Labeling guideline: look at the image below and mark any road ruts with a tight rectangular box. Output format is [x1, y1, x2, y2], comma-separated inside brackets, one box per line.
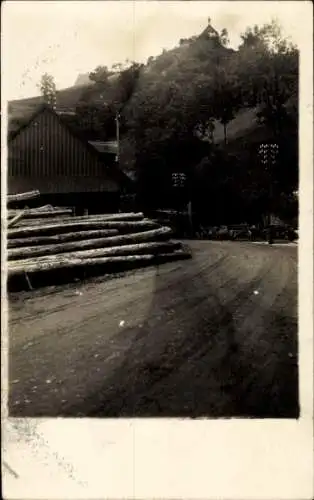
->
[8, 241, 299, 418]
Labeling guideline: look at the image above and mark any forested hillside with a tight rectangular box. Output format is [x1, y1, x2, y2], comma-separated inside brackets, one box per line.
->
[8, 19, 298, 224]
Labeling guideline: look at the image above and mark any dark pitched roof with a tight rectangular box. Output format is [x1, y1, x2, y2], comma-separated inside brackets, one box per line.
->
[8, 103, 48, 142]
[8, 104, 134, 191]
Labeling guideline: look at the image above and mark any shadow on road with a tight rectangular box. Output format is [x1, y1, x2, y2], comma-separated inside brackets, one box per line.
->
[224, 312, 299, 419]
[66, 249, 299, 419]
[8, 242, 299, 419]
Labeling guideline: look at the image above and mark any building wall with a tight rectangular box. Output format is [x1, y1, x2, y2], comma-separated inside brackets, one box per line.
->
[8, 176, 118, 195]
[8, 108, 119, 195]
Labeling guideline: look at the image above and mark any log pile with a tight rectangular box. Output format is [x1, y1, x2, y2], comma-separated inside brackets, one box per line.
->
[7, 190, 40, 204]
[7, 192, 191, 290]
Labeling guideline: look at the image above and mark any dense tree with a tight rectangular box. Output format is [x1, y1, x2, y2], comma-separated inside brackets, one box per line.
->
[89, 65, 112, 83]
[220, 28, 229, 47]
[57, 18, 298, 223]
[113, 62, 143, 112]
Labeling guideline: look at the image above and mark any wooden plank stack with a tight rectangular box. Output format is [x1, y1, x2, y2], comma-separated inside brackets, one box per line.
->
[7, 191, 191, 290]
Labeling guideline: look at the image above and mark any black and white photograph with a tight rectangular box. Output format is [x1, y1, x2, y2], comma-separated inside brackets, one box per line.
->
[4, 0, 302, 418]
[2, 0, 313, 496]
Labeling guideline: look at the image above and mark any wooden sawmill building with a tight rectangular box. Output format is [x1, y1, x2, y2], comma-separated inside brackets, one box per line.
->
[7, 104, 132, 214]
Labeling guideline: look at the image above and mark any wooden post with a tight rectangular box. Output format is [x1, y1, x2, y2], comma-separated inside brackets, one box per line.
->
[115, 111, 120, 164]
[24, 272, 33, 290]
[187, 200, 193, 237]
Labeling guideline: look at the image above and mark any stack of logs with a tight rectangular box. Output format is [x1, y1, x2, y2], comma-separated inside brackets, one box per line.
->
[7, 191, 191, 290]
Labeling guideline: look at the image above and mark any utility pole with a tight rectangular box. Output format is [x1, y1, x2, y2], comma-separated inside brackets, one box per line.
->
[171, 172, 193, 236]
[115, 111, 123, 211]
[258, 142, 279, 244]
[187, 199, 193, 237]
[115, 111, 120, 164]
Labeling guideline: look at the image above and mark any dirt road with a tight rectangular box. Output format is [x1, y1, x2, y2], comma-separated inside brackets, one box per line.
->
[8, 241, 298, 418]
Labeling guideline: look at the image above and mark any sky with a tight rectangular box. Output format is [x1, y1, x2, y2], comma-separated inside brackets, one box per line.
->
[2, 1, 306, 101]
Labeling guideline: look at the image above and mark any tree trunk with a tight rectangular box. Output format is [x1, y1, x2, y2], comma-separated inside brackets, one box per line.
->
[10, 241, 182, 268]
[7, 211, 26, 228]
[7, 229, 120, 248]
[8, 208, 73, 219]
[27, 204, 54, 211]
[223, 123, 227, 145]
[7, 190, 40, 204]
[13, 212, 145, 227]
[8, 219, 159, 239]
[8, 249, 191, 277]
[93, 212, 144, 221]
[48, 212, 144, 222]
[8, 226, 173, 260]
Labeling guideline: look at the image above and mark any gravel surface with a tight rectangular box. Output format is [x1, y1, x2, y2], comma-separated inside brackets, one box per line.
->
[8, 240, 298, 418]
